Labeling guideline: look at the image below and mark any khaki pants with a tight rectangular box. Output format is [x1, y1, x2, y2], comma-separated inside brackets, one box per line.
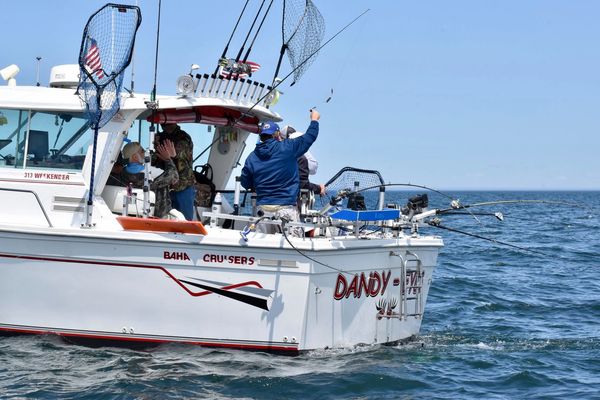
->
[257, 205, 300, 235]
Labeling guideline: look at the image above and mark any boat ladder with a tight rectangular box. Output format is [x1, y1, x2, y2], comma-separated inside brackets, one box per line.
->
[392, 251, 424, 320]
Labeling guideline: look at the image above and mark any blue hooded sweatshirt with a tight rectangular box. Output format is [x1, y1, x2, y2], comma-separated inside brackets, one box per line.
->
[241, 120, 319, 206]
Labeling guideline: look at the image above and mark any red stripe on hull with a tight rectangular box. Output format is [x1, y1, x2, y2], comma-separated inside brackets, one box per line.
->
[0, 252, 262, 298]
[0, 326, 299, 354]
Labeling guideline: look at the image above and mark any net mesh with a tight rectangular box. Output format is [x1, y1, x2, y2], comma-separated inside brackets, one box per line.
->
[78, 4, 141, 129]
[325, 167, 385, 210]
[282, 0, 325, 84]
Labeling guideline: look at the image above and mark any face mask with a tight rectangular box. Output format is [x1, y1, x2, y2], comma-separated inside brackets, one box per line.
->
[125, 162, 145, 174]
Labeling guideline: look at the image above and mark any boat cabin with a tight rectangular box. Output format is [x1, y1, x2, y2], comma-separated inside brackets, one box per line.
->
[0, 64, 281, 230]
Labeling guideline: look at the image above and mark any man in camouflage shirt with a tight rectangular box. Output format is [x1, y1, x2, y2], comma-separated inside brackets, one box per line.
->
[121, 140, 179, 218]
[157, 123, 196, 220]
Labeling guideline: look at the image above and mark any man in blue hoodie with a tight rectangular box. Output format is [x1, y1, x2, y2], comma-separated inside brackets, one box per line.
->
[241, 109, 320, 231]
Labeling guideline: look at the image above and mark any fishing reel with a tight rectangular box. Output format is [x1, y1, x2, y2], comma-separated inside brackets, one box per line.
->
[218, 58, 254, 77]
[318, 188, 351, 216]
[401, 194, 429, 220]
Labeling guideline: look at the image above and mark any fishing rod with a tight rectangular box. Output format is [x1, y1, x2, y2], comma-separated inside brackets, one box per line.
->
[233, 0, 267, 63]
[440, 199, 590, 212]
[241, 0, 275, 63]
[233, 8, 370, 125]
[329, 184, 592, 224]
[336, 182, 457, 202]
[214, 0, 251, 76]
[425, 219, 550, 258]
[442, 211, 504, 220]
[150, 0, 161, 103]
[317, 183, 465, 225]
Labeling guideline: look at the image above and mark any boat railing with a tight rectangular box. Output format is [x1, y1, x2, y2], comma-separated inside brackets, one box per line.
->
[202, 210, 323, 233]
[0, 187, 53, 227]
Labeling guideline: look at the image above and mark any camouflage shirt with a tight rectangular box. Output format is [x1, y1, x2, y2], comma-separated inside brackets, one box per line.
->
[120, 159, 179, 218]
[156, 127, 195, 192]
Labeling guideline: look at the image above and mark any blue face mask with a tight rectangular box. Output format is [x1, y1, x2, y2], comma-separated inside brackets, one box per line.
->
[125, 162, 145, 174]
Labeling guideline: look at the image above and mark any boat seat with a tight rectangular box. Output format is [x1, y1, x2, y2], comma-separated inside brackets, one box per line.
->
[102, 184, 155, 216]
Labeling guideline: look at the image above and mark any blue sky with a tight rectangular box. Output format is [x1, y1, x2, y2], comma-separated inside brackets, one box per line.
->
[1, 1, 599, 189]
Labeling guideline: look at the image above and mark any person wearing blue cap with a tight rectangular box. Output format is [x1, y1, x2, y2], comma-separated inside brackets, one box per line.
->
[241, 109, 320, 232]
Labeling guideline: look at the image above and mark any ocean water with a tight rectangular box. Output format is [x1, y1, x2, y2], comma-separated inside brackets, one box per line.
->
[1, 191, 599, 399]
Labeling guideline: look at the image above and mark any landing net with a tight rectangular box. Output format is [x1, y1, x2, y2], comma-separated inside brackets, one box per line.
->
[78, 4, 141, 129]
[324, 167, 385, 210]
[281, 0, 325, 84]
[77, 3, 141, 226]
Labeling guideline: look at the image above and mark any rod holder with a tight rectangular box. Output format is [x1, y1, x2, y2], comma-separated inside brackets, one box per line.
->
[229, 77, 239, 99]
[198, 73, 210, 96]
[249, 81, 259, 101]
[235, 78, 246, 100]
[244, 79, 254, 99]
[255, 83, 266, 102]
[221, 77, 232, 97]
[207, 73, 217, 96]
[214, 76, 224, 96]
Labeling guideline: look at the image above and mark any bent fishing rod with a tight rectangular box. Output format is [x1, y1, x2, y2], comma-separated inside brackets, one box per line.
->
[323, 183, 591, 223]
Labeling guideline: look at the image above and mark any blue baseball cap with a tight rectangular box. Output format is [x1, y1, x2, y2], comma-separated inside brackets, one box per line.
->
[260, 121, 280, 135]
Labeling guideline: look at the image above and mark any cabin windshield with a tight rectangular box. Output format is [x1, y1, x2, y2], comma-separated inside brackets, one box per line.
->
[0, 108, 91, 171]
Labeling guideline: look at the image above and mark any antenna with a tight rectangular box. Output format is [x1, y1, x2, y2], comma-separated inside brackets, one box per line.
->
[35, 57, 42, 86]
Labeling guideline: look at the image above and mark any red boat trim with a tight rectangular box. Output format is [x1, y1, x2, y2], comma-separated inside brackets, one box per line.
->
[0, 325, 299, 353]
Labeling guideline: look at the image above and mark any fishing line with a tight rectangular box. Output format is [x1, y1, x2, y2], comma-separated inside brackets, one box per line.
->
[193, 135, 221, 163]
[312, 11, 366, 109]
[426, 221, 551, 258]
[448, 199, 590, 211]
[279, 219, 359, 278]
[233, 9, 370, 125]
[340, 182, 456, 202]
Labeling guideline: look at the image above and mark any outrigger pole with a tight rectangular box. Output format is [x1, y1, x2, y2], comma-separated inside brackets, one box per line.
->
[143, 0, 163, 218]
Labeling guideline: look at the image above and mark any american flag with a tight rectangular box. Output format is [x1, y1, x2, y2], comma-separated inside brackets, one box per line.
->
[85, 38, 105, 79]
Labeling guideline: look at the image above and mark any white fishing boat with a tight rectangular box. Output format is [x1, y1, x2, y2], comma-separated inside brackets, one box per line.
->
[0, 3, 444, 354]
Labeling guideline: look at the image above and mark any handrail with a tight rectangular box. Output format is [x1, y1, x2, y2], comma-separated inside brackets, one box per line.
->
[404, 250, 423, 318]
[0, 187, 53, 227]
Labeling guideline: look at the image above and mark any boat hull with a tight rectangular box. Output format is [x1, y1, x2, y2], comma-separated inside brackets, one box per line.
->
[0, 228, 441, 353]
